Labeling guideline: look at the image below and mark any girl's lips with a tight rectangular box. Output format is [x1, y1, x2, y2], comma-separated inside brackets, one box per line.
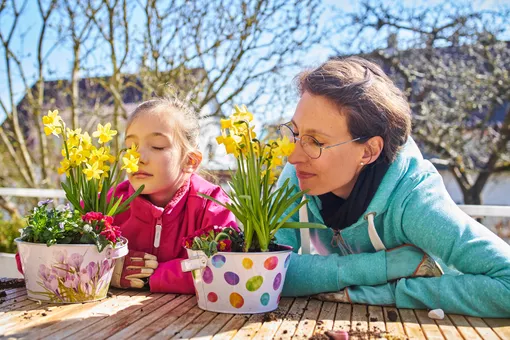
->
[296, 171, 315, 180]
[133, 172, 153, 178]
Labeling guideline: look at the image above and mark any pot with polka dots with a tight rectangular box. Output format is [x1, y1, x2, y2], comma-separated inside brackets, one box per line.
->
[182, 246, 292, 314]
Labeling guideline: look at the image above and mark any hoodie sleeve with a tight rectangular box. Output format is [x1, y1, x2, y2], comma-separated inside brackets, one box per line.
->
[395, 171, 510, 317]
[149, 260, 195, 294]
[275, 164, 388, 297]
[149, 185, 237, 294]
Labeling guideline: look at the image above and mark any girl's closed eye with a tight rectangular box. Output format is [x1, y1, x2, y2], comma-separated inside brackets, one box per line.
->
[152, 146, 166, 150]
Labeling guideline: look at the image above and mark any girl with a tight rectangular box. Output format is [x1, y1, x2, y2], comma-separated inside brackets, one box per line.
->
[275, 57, 510, 317]
[110, 98, 237, 294]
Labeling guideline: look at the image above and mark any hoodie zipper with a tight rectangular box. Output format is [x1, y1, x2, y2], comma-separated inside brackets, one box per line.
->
[153, 217, 162, 255]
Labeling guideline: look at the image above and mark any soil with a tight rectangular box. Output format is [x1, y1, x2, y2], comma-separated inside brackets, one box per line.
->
[313, 326, 409, 340]
[386, 310, 398, 322]
[262, 312, 278, 322]
[0, 278, 25, 291]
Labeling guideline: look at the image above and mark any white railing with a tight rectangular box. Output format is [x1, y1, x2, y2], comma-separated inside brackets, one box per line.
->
[0, 188, 66, 198]
[458, 205, 510, 218]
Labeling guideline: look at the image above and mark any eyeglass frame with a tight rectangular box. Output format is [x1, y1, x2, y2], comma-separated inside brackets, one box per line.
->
[278, 123, 368, 159]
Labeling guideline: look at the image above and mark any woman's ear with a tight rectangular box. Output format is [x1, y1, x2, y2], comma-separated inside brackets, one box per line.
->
[183, 150, 203, 173]
[361, 136, 384, 165]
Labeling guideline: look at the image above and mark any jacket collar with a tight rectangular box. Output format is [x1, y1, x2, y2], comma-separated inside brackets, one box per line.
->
[126, 178, 191, 223]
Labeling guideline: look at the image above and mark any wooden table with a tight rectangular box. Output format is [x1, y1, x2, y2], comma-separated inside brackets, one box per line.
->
[1, 287, 510, 339]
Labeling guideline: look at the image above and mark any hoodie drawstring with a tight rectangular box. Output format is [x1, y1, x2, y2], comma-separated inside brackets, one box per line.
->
[299, 197, 311, 255]
[365, 212, 386, 251]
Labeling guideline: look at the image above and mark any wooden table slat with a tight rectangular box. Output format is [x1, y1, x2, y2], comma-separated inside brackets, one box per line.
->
[230, 312, 266, 340]
[484, 317, 510, 339]
[1, 287, 510, 340]
[151, 304, 205, 340]
[171, 310, 218, 340]
[367, 305, 386, 335]
[293, 299, 322, 339]
[252, 297, 294, 340]
[466, 316, 501, 340]
[125, 295, 197, 340]
[314, 301, 336, 335]
[107, 294, 194, 340]
[382, 306, 407, 338]
[350, 304, 369, 338]
[272, 297, 309, 340]
[193, 313, 235, 340]
[78, 293, 173, 340]
[430, 313, 464, 340]
[211, 314, 251, 340]
[448, 314, 483, 340]
[414, 309, 447, 340]
[25, 291, 146, 340]
[332, 303, 351, 332]
[399, 308, 426, 339]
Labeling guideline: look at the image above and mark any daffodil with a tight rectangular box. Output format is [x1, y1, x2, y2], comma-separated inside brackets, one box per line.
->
[201, 104, 323, 252]
[42, 110, 63, 137]
[42, 110, 60, 126]
[66, 128, 82, 147]
[82, 161, 104, 181]
[121, 154, 139, 173]
[92, 123, 117, 144]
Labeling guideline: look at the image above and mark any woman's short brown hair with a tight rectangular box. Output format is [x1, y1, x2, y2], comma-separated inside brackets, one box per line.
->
[296, 56, 411, 163]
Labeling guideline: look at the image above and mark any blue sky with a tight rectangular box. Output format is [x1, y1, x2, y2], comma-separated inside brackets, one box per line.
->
[0, 0, 506, 123]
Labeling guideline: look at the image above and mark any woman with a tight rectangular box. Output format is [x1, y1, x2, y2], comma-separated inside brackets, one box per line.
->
[276, 56, 510, 317]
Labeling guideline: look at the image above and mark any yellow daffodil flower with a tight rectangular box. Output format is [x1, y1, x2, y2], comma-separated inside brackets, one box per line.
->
[121, 154, 139, 173]
[92, 123, 117, 144]
[82, 161, 104, 181]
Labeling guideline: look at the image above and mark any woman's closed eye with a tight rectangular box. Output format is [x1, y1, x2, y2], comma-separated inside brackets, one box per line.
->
[152, 146, 165, 150]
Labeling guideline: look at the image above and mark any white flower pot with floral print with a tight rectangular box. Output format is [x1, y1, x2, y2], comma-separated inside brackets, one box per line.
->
[15, 237, 128, 303]
[182, 246, 292, 314]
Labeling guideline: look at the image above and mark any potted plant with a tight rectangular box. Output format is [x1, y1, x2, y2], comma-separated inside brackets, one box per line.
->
[181, 105, 325, 313]
[15, 110, 143, 303]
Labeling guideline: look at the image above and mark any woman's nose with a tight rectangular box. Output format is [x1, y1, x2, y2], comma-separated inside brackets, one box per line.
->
[287, 140, 307, 164]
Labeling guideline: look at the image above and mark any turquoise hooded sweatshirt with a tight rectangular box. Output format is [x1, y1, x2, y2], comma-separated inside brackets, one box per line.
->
[275, 138, 510, 317]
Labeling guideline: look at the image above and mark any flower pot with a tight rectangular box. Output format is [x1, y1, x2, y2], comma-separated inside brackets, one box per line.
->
[15, 237, 128, 303]
[182, 246, 292, 314]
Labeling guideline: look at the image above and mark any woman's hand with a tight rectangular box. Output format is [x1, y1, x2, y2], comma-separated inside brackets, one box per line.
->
[111, 250, 158, 288]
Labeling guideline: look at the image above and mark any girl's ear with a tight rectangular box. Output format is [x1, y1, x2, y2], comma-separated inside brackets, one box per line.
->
[360, 136, 384, 165]
[183, 150, 203, 173]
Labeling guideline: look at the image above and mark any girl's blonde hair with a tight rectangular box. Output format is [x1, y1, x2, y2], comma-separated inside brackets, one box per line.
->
[126, 96, 201, 164]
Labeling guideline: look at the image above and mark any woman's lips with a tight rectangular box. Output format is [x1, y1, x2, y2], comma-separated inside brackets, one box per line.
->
[296, 171, 315, 180]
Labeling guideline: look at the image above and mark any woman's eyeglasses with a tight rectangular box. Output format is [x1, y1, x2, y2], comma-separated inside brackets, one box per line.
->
[278, 123, 367, 159]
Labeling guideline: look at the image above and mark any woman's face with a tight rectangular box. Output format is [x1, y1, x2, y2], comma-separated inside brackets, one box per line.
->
[287, 92, 366, 198]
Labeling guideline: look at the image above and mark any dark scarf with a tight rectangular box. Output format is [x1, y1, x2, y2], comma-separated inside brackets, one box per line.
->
[319, 159, 390, 230]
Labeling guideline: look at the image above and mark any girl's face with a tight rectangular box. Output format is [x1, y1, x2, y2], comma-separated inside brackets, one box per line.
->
[125, 110, 191, 207]
[287, 92, 367, 198]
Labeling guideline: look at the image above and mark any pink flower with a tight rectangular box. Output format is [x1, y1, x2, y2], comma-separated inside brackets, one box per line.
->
[82, 212, 104, 223]
[103, 215, 113, 225]
[100, 224, 121, 243]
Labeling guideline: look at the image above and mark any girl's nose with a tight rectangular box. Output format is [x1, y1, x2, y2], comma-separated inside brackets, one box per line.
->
[138, 148, 149, 164]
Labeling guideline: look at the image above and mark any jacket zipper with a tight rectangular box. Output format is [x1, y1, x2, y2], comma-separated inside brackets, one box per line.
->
[153, 217, 162, 256]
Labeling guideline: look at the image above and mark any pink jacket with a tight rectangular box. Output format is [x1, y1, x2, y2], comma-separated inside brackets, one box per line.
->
[110, 173, 237, 294]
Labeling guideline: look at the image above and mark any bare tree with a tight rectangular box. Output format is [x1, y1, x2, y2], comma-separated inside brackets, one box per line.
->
[136, 0, 322, 118]
[0, 0, 322, 219]
[334, 0, 510, 204]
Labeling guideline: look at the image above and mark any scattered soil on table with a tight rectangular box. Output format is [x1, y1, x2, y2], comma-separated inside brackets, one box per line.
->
[386, 310, 398, 322]
[317, 326, 408, 340]
[262, 312, 278, 322]
[0, 278, 25, 292]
